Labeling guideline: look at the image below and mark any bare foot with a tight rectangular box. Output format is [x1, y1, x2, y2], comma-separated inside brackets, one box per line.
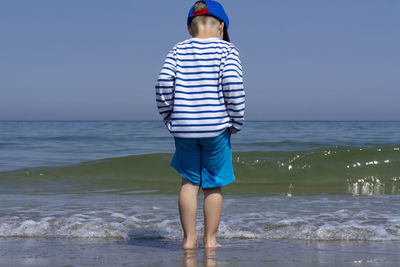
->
[203, 238, 222, 248]
[183, 236, 198, 249]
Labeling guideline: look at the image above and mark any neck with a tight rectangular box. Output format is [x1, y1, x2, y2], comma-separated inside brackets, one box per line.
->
[193, 29, 222, 39]
[195, 34, 218, 39]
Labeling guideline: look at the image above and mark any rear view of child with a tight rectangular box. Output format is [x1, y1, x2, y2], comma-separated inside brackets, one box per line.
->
[155, 0, 245, 249]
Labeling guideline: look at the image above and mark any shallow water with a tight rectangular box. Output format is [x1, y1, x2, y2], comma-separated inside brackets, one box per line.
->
[1, 237, 399, 267]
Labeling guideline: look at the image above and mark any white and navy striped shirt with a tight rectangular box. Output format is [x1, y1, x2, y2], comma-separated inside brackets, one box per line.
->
[155, 37, 245, 138]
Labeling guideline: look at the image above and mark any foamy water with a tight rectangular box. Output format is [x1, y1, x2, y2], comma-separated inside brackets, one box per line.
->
[1, 193, 399, 241]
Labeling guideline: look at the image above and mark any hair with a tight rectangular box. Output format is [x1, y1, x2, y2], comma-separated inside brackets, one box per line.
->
[189, 1, 222, 37]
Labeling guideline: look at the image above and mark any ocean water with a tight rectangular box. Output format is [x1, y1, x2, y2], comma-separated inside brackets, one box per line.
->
[1, 120, 400, 244]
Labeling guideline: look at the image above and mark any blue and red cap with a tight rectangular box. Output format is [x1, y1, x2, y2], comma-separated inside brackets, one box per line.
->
[187, 0, 230, 42]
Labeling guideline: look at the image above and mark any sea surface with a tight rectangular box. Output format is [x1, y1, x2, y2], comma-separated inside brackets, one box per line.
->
[1, 120, 400, 266]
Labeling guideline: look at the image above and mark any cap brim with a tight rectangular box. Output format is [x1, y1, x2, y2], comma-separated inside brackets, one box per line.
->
[223, 26, 230, 42]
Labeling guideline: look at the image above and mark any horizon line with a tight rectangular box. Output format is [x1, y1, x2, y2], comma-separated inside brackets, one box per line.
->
[1, 119, 399, 122]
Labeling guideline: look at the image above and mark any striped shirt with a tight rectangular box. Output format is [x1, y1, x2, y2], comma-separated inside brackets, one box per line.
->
[155, 37, 245, 138]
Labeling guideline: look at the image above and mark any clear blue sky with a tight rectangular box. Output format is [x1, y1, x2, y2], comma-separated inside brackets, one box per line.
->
[1, 0, 399, 120]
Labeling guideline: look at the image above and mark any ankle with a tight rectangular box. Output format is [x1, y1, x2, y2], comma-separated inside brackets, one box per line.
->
[184, 234, 198, 240]
[203, 235, 217, 242]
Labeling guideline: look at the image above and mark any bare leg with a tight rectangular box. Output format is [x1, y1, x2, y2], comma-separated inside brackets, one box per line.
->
[203, 187, 222, 248]
[179, 177, 200, 249]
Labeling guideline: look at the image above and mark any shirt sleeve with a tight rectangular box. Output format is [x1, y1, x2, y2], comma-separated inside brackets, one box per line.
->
[222, 46, 245, 131]
[155, 47, 177, 125]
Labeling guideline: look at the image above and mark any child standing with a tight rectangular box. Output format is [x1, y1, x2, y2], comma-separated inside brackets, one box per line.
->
[155, 0, 245, 249]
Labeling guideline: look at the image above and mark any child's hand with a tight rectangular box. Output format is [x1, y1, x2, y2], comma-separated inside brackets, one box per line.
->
[229, 127, 237, 134]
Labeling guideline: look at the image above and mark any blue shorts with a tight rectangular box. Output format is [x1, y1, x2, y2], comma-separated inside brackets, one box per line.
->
[170, 128, 235, 188]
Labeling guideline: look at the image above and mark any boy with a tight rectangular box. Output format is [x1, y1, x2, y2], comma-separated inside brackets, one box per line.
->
[155, 0, 245, 249]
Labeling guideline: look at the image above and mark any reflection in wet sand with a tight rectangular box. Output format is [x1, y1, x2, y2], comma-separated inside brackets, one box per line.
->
[183, 249, 197, 267]
[183, 247, 217, 267]
[204, 248, 217, 267]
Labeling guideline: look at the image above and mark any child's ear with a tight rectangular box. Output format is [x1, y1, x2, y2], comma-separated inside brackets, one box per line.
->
[218, 22, 225, 39]
[219, 22, 225, 32]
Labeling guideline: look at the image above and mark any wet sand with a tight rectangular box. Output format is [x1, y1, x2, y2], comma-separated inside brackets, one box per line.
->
[1, 237, 399, 267]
